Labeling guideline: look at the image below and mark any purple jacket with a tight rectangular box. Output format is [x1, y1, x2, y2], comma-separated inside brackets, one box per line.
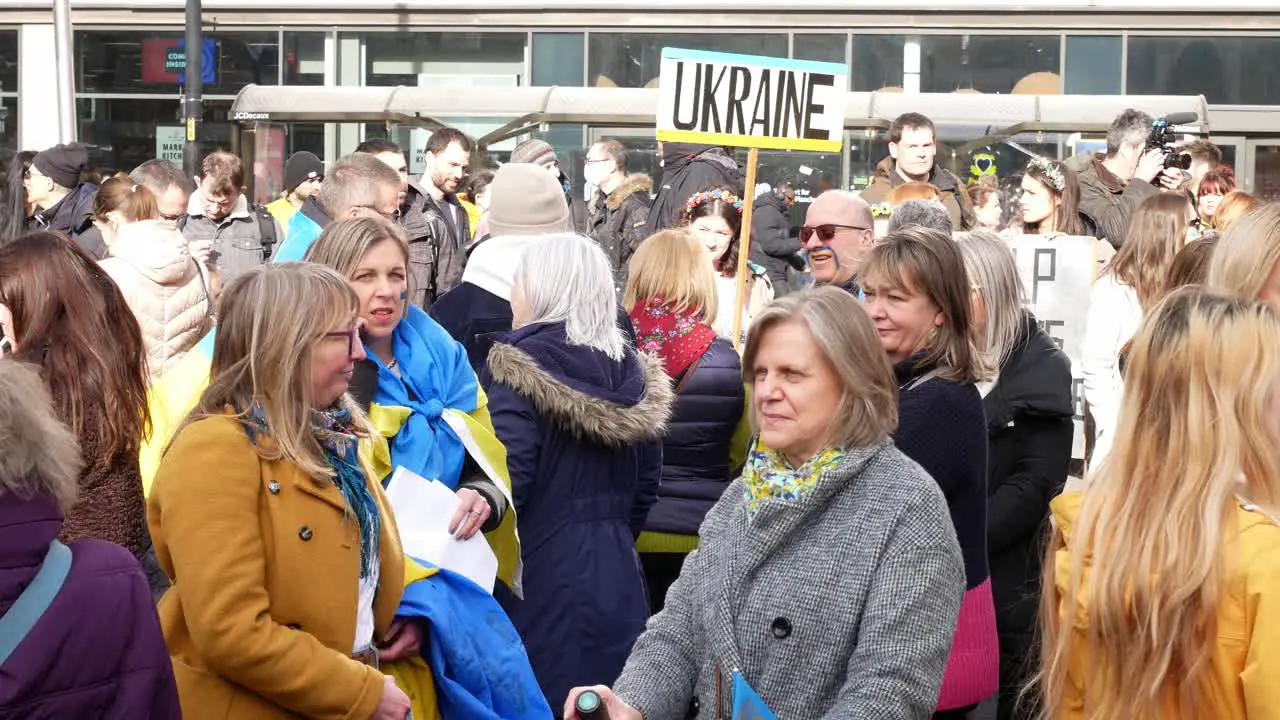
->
[0, 491, 179, 718]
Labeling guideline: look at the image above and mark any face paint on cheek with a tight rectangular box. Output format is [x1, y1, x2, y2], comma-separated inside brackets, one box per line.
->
[400, 290, 407, 301]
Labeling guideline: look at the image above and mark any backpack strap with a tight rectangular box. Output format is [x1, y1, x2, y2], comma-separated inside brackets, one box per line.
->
[903, 368, 942, 392]
[251, 205, 278, 262]
[0, 539, 73, 665]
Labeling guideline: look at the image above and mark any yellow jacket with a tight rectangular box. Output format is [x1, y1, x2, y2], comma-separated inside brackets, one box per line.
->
[148, 413, 405, 720]
[1050, 491, 1280, 719]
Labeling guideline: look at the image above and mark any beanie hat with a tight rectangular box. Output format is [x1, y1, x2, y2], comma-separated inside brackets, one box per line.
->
[33, 142, 89, 189]
[486, 163, 571, 238]
[509, 139, 559, 170]
[283, 151, 324, 193]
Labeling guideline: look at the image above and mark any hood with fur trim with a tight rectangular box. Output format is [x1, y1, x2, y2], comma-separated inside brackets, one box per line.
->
[486, 323, 673, 447]
[606, 174, 653, 211]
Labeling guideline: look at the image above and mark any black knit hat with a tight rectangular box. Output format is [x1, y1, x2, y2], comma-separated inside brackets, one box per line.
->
[283, 151, 324, 193]
[32, 142, 89, 189]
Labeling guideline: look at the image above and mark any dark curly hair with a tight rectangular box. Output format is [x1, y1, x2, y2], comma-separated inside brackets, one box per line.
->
[679, 185, 743, 278]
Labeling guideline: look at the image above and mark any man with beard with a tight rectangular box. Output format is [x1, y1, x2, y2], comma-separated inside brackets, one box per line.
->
[418, 128, 473, 299]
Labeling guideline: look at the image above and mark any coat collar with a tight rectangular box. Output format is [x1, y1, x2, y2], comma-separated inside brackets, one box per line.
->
[605, 174, 653, 211]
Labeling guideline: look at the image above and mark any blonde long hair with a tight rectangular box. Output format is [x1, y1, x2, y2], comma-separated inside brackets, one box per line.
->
[1038, 287, 1280, 719]
[1207, 201, 1280, 301]
[623, 229, 719, 326]
[1106, 193, 1189, 311]
[178, 263, 369, 480]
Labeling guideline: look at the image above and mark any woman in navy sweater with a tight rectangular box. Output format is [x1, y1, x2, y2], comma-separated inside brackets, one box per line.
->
[860, 226, 999, 718]
[623, 229, 748, 613]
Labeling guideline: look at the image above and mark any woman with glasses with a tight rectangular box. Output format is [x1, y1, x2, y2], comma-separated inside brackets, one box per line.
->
[1082, 192, 1191, 474]
[148, 263, 414, 719]
[680, 186, 774, 342]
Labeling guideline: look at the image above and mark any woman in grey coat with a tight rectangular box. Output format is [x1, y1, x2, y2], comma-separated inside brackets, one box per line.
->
[565, 286, 966, 720]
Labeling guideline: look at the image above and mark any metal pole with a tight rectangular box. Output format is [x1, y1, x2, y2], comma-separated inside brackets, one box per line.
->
[52, 0, 76, 144]
[183, 0, 203, 179]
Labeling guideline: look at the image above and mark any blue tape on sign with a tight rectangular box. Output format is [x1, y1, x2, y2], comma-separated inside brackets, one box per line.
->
[175, 39, 218, 86]
[660, 46, 847, 76]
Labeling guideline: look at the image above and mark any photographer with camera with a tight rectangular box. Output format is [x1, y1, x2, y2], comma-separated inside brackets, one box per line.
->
[1078, 109, 1186, 250]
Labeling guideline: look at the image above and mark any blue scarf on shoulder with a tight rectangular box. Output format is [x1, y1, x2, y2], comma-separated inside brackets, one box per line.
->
[371, 305, 479, 489]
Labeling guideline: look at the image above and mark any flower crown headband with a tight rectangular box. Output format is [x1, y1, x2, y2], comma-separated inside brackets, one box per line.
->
[871, 202, 894, 218]
[1028, 155, 1066, 193]
[686, 189, 744, 213]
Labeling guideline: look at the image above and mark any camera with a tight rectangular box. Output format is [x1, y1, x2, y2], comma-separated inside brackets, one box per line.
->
[1146, 113, 1199, 170]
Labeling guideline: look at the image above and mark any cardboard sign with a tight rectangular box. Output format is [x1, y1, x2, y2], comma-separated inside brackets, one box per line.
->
[656, 48, 847, 152]
[155, 126, 185, 164]
[1006, 235, 1101, 459]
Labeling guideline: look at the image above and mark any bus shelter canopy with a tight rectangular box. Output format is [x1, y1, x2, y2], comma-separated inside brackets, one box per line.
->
[229, 84, 1210, 146]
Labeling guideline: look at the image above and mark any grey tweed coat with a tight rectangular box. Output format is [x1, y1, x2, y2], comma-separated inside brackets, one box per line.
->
[613, 438, 965, 720]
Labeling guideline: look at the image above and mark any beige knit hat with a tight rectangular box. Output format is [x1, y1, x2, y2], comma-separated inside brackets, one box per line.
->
[486, 163, 571, 238]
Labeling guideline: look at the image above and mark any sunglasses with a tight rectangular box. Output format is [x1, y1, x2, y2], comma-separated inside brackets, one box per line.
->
[800, 224, 869, 244]
[323, 320, 366, 357]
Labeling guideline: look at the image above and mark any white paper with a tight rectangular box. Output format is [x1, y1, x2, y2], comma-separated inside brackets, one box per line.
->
[384, 466, 498, 594]
[798, 164, 814, 176]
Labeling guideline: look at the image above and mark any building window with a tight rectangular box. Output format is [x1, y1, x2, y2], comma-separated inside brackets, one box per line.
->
[793, 34, 847, 64]
[0, 29, 16, 92]
[533, 33, 585, 86]
[284, 32, 325, 86]
[588, 33, 787, 88]
[76, 30, 278, 95]
[361, 31, 526, 88]
[920, 35, 1061, 94]
[851, 35, 906, 92]
[1064, 36, 1122, 94]
[77, 97, 233, 173]
[1127, 36, 1280, 105]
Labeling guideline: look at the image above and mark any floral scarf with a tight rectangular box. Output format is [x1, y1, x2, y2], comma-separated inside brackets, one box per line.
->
[741, 437, 846, 515]
[629, 296, 718, 378]
[242, 404, 381, 579]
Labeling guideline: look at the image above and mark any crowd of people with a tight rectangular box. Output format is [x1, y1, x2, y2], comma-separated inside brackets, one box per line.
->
[0, 104, 1277, 720]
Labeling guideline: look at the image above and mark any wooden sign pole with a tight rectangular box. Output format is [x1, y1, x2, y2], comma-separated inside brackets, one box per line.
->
[731, 146, 760, 352]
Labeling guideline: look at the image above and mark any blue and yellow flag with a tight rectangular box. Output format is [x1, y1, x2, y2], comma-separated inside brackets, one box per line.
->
[732, 671, 777, 720]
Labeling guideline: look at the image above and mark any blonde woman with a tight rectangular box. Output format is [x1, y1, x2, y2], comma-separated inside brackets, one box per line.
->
[624, 229, 747, 614]
[1040, 287, 1280, 719]
[148, 263, 412, 720]
[956, 231, 1073, 720]
[1208, 202, 1280, 311]
[1081, 192, 1191, 472]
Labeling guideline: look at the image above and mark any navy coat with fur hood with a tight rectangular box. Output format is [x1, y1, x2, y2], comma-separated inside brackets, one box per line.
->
[482, 321, 673, 713]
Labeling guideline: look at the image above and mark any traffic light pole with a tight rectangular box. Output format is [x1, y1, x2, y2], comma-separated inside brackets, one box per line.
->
[182, 0, 203, 180]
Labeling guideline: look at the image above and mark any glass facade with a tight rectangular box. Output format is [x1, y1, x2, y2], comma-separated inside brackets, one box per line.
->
[37, 25, 1278, 193]
[76, 30, 279, 94]
[1064, 36, 1122, 94]
[588, 33, 787, 88]
[920, 35, 1060, 94]
[1128, 36, 1280, 105]
[851, 35, 906, 92]
[0, 30, 15, 148]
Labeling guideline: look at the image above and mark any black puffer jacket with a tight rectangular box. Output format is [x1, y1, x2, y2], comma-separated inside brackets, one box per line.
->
[645, 143, 742, 234]
[749, 192, 803, 295]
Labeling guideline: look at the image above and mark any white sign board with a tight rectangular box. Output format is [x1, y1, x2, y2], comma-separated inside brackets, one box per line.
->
[1006, 235, 1102, 459]
[155, 126, 185, 164]
[656, 48, 848, 152]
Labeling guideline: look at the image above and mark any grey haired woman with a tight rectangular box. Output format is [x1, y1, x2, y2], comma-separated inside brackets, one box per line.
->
[564, 286, 965, 719]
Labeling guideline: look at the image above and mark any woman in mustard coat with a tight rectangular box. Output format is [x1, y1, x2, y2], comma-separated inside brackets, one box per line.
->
[148, 263, 415, 720]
